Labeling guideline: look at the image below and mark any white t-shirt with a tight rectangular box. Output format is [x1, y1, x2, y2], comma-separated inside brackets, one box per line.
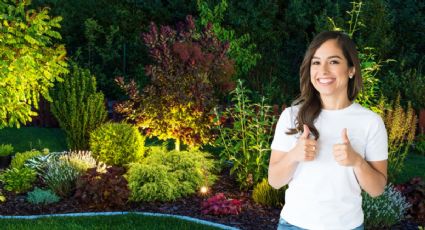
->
[271, 103, 388, 230]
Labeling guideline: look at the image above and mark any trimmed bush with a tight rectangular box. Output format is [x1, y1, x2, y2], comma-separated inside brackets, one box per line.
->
[50, 62, 107, 150]
[252, 178, 286, 207]
[0, 167, 37, 194]
[127, 147, 217, 202]
[90, 122, 145, 167]
[27, 187, 60, 205]
[0, 144, 14, 157]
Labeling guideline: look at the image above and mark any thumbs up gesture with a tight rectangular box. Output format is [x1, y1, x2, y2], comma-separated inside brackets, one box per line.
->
[289, 124, 318, 162]
[332, 128, 362, 167]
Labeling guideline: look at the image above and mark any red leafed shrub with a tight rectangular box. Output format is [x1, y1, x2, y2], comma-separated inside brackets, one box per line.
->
[115, 15, 235, 150]
[201, 193, 242, 215]
[74, 166, 129, 209]
[395, 177, 425, 222]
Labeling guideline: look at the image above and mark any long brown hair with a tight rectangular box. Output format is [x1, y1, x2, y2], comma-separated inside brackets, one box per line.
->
[287, 31, 362, 140]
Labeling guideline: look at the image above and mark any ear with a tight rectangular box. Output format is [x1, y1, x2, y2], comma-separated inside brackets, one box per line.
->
[349, 67, 356, 77]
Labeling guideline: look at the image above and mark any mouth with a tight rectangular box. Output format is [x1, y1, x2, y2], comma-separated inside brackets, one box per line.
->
[316, 78, 336, 85]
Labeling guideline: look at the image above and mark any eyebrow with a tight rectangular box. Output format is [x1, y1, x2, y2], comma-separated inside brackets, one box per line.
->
[312, 55, 343, 60]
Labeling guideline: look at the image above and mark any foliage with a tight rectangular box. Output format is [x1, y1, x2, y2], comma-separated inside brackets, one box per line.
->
[26, 187, 60, 205]
[0, 193, 5, 202]
[126, 147, 217, 202]
[0, 167, 37, 194]
[25, 151, 63, 175]
[74, 166, 129, 209]
[11, 150, 44, 169]
[0, 0, 68, 128]
[50, 62, 107, 150]
[415, 134, 425, 156]
[201, 193, 242, 215]
[89, 122, 145, 167]
[41, 158, 81, 197]
[377, 95, 417, 182]
[0, 144, 13, 157]
[214, 79, 276, 189]
[395, 177, 425, 222]
[115, 15, 235, 151]
[362, 184, 410, 228]
[382, 66, 425, 110]
[252, 178, 286, 207]
[60, 150, 100, 173]
[196, 0, 260, 77]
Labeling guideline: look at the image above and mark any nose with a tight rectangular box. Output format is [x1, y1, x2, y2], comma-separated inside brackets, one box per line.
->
[319, 62, 329, 75]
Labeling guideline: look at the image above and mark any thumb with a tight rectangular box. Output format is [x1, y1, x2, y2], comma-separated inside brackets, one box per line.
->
[302, 124, 310, 139]
[341, 128, 350, 144]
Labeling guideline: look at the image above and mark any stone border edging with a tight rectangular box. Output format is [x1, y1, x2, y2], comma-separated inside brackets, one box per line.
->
[0, 211, 240, 230]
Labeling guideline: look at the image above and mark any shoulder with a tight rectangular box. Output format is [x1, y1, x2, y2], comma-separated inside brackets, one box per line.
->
[351, 103, 383, 122]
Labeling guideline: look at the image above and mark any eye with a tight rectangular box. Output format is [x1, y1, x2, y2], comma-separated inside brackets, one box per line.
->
[311, 61, 320, 65]
[330, 60, 340, 64]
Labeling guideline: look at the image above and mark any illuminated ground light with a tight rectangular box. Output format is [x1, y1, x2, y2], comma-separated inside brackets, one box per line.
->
[200, 186, 208, 194]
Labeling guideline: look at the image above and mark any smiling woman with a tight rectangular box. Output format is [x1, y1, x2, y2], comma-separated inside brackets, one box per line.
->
[268, 31, 388, 230]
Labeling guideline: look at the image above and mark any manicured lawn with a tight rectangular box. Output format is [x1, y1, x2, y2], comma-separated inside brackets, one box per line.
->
[0, 213, 224, 230]
[0, 127, 67, 152]
[395, 152, 425, 184]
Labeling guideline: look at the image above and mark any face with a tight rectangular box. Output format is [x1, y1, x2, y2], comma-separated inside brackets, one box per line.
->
[310, 39, 355, 100]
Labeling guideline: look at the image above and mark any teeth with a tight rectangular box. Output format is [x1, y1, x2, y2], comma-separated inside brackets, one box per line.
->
[318, 78, 334, 84]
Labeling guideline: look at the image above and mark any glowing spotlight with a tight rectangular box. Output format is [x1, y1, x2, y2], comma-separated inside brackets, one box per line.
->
[200, 186, 208, 194]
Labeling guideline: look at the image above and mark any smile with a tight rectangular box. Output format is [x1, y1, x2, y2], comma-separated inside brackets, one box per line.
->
[317, 78, 336, 85]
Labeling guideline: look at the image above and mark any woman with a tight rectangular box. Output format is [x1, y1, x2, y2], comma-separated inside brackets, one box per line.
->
[268, 31, 388, 230]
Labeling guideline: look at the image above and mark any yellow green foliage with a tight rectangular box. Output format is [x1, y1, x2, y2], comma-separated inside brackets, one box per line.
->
[252, 178, 286, 207]
[378, 95, 417, 182]
[0, 0, 68, 128]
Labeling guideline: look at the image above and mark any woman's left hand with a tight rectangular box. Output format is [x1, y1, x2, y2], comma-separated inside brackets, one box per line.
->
[332, 128, 363, 167]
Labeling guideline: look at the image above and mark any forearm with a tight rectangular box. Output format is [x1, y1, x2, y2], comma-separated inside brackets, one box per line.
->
[268, 151, 299, 189]
[353, 158, 387, 197]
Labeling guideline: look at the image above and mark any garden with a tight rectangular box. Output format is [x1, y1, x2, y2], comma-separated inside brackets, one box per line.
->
[0, 0, 424, 229]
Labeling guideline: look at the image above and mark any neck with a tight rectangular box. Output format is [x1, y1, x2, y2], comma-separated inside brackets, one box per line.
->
[320, 96, 352, 110]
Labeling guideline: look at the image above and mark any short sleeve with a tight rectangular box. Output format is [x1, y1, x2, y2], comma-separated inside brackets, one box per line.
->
[364, 115, 388, 161]
[271, 107, 297, 152]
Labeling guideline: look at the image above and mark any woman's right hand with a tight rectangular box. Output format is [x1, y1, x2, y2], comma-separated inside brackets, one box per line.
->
[289, 124, 318, 162]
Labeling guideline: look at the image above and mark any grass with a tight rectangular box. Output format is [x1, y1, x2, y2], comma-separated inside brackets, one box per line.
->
[0, 213, 223, 230]
[0, 127, 67, 153]
[395, 152, 425, 184]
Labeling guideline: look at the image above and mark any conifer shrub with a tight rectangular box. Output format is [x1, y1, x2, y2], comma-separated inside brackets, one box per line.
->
[252, 178, 286, 207]
[89, 122, 145, 167]
[51, 62, 107, 150]
[127, 147, 217, 202]
[27, 187, 60, 205]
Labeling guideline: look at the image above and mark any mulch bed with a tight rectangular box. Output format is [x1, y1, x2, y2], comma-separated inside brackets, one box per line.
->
[0, 168, 281, 230]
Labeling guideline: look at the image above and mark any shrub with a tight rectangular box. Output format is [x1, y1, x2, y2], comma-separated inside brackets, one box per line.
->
[395, 177, 425, 222]
[27, 187, 60, 205]
[415, 134, 425, 155]
[90, 122, 145, 167]
[214, 79, 276, 189]
[60, 150, 98, 173]
[252, 178, 286, 207]
[41, 158, 81, 197]
[115, 15, 235, 151]
[362, 184, 411, 228]
[127, 147, 217, 202]
[50, 62, 107, 150]
[11, 150, 44, 169]
[0, 167, 37, 194]
[25, 151, 64, 175]
[0, 144, 14, 157]
[74, 166, 129, 209]
[201, 193, 242, 215]
[377, 95, 417, 182]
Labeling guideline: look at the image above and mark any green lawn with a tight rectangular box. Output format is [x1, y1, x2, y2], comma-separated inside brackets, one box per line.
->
[0, 213, 225, 230]
[395, 152, 425, 184]
[0, 127, 67, 152]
